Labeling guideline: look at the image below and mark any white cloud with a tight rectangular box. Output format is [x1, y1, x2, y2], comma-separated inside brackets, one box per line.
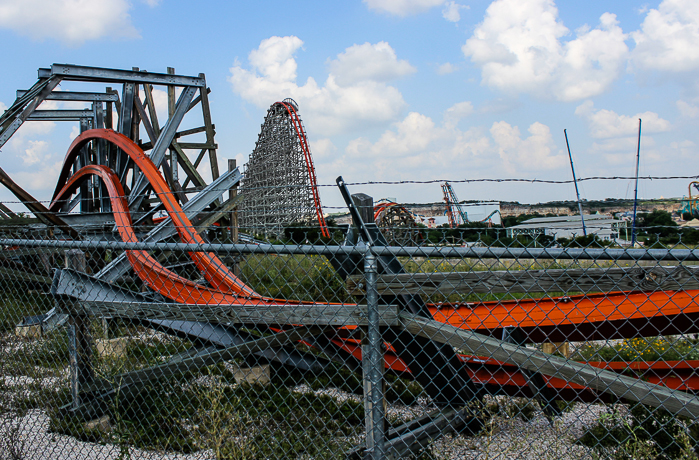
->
[0, 0, 139, 45]
[230, 36, 411, 135]
[444, 101, 474, 127]
[631, 0, 699, 72]
[328, 42, 416, 87]
[437, 62, 456, 74]
[339, 112, 493, 180]
[442, 1, 465, 22]
[364, 0, 445, 16]
[22, 140, 49, 165]
[331, 109, 565, 184]
[69, 126, 80, 141]
[490, 121, 566, 173]
[310, 138, 337, 160]
[670, 140, 696, 157]
[14, 161, 63, 192]
[462, 0, 628, 101]
[575, 100, 671, 138]
[677, 100, 699, 118]
[0, 101, 6, 114]
[142, 0, 161, 6]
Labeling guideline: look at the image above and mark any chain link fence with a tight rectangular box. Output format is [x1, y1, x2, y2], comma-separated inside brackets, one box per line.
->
[1, 189, 699, 460]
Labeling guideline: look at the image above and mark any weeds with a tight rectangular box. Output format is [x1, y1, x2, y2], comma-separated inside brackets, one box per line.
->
[578, 403, 699, 459]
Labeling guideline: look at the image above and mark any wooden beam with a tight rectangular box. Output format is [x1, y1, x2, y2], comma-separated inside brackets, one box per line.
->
[69, 299, 398, 327]
[399, 313, 699, 419]
[171, 142, 207, 188]
[193, 194, 244, 233]
[347, 265, 699, 296]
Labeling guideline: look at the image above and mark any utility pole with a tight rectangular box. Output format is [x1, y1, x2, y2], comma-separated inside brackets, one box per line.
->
[564, 130, 586, 236]
[631, 119, 642, 246]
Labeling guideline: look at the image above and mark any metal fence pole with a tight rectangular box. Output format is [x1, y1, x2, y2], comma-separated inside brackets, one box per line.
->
[363, 246, 385, 459]
[65, 249, 94, 409]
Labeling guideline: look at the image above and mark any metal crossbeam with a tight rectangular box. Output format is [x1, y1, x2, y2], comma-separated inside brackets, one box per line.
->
[40, 64, 205, 87]
[28, 109, 95, 121]
[400, 313, 699, 419]
[16, 90, 119, 102]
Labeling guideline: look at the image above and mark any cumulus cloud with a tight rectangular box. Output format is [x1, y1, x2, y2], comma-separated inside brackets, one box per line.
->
[462, 0, 628, 101]
[331, 107, 566, 185]
[14, 161, 63, 192]
[631, 0, 699, 72]
[0, 0, 139, 45]
[364, 0, 445, 16]
[0, 101, 6, 114]
[230, 36, 411, 135]
[442, 1, 465, 22]
[677, 100, 699, 118]
[490, 121, 566, 173]
[328, 42, 416, 86]
[310, 138, 337, 160]
[444, 101, 474, 127]
[22, 140, 49, 165]
[340, 112, 493, 181]
[437, 62, 456, 74]
[575, 100, 671, 138]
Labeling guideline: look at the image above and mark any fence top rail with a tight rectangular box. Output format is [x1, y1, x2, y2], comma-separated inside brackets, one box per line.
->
[1, 237, 698, 261]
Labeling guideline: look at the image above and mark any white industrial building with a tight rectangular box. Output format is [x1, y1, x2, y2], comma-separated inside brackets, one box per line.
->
[506, 214, 628, 241]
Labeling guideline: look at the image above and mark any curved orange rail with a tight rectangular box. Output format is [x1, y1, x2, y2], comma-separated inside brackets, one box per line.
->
[45, 128, 699, 400]
[50, 130, 699, 340]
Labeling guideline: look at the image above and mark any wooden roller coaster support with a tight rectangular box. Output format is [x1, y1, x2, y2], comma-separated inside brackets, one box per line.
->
[279, 100, 329, 238]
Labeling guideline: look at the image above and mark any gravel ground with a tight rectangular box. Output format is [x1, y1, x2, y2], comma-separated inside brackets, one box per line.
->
[0, 410, 213, 460]
[429, 401, 608, 459]
[0, 384, 612, 460]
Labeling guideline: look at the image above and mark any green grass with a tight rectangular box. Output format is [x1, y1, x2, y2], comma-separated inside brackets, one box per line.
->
[240, 254, 353, 303]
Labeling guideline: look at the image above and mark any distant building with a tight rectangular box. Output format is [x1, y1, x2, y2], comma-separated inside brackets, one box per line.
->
[506, 215, 628, 241]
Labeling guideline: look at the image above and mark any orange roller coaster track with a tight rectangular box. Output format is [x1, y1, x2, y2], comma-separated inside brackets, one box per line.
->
[47, 129, 699, 400]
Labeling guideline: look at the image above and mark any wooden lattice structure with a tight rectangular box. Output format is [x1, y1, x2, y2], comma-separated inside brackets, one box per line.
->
[239, 98, 328, 238]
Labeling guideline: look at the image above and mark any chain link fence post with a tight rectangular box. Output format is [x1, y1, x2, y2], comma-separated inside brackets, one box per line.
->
[64, 249, 94, 409]
[363, 245, 386, 460]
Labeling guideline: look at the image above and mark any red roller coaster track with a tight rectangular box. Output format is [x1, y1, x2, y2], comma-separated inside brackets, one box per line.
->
[277, 100, 329, 238]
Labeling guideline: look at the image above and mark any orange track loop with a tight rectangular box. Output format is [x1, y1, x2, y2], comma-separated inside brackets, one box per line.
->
[45, 129, 699, 398]
[52, 129, 257, 299]
[49, 130, 699, 346]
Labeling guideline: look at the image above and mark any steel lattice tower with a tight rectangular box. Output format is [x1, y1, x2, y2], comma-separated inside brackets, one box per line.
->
[240, 99, 327, 238]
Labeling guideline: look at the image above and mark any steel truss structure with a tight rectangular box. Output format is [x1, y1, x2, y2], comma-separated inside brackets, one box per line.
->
[373, 200, 421, 245]
[0, 64, 222, 227]
[442, 181, 468, 228]
[239, 98, 328, 238]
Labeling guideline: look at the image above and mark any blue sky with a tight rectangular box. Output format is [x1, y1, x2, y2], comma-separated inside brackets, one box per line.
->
[0, 0, 698, 211]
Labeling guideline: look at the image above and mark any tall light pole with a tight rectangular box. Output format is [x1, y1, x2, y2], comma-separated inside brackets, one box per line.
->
[564, 129, 586, 236]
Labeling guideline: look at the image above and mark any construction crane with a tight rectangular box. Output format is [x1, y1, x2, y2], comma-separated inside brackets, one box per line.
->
[441, 182, 468, 228]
